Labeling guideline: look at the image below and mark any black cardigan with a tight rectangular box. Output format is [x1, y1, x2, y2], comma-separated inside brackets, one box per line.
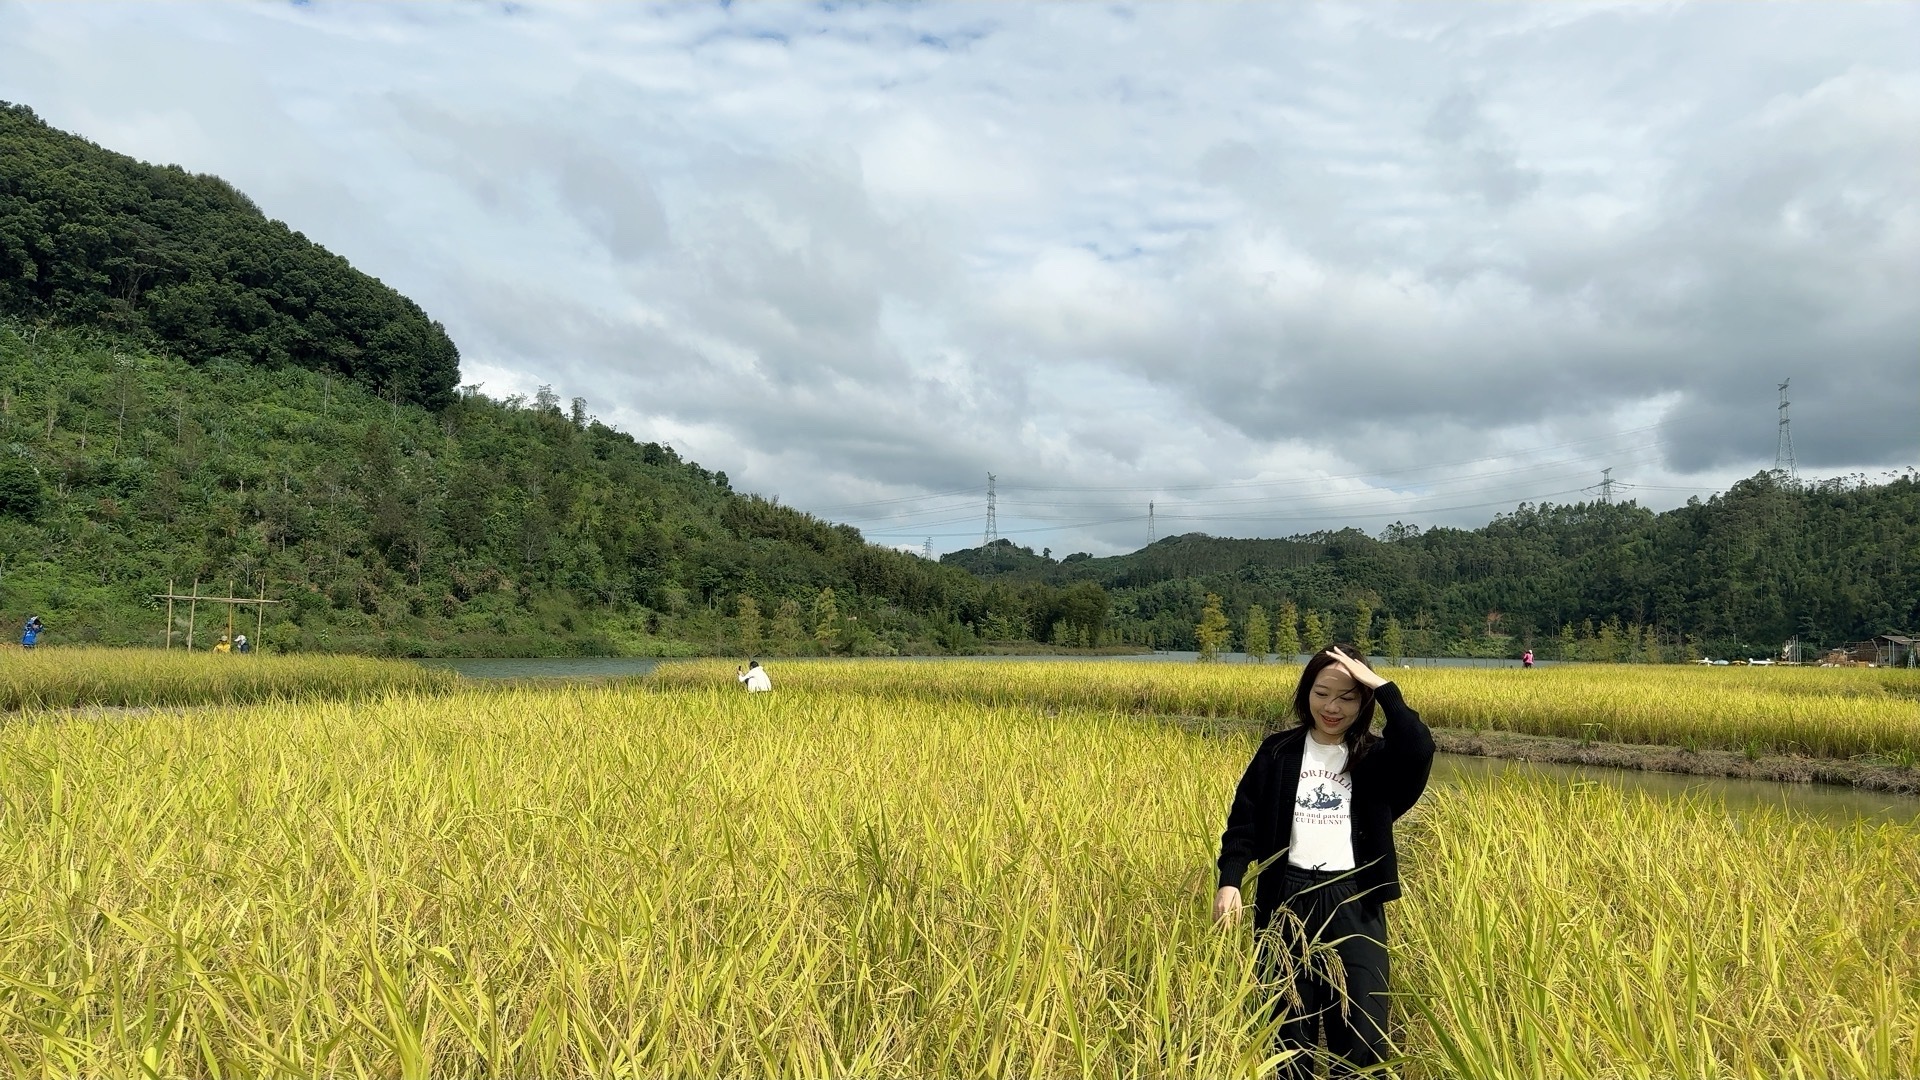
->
[1216, 681, 1435, 912]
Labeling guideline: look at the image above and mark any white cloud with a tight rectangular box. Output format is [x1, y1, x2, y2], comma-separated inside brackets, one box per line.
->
[1, 0, 1914, 556]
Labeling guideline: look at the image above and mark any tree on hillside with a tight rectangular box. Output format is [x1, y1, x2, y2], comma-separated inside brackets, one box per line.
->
[771, 600, 804, 653]
[1302, 609, 1332, 655]
[812, 587, 840, 652]
[1195, 593, 1230, 662]
[1595, 616, 1621, 663]
[1274, 600, 1301, 661]
[1243, 604, 1270, 663]
[1382, 615, 1405, 666]
[736, 594, 761, 654]
[1353, 600, 1374, 655]
[0, 455, 46, 518]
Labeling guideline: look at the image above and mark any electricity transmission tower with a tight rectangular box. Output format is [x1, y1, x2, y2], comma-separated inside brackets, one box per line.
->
[1147, 501, 1155, 543]
[1584, 467, 1631, 505]
[983, 473, 997, 546]
[1775, 378, 1797, 485]
[922, 537, 933, 560]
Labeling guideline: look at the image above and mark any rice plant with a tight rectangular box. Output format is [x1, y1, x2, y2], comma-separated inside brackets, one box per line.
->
[648, 660, 1920, 759]
[0, 647, 457, 712]
[1, 684, 1912, 1076]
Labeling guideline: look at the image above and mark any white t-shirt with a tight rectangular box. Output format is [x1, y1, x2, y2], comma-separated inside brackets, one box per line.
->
[1287, 736, 1355, 870]
[739, 667, 772, 692]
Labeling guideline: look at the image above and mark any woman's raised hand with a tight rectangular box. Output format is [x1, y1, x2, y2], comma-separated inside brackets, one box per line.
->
[1325, 645, 1388, 690]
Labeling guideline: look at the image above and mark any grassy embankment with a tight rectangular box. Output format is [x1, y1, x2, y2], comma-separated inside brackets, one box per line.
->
[0, 683, 1913, 1076]
[0, 646, 456, 711]
[650, 660, 1920, 772]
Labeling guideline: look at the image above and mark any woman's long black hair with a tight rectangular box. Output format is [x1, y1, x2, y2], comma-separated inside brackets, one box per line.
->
[1290, 643, 1380, 767]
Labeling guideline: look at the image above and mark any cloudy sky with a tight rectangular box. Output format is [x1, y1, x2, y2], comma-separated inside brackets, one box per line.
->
[3, 2, 1914, 556]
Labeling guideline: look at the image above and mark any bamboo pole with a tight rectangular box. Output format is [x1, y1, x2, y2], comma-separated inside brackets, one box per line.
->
[186, 578, 199, 651]
[226, 579, 236, 645]
[165, 578, 175, 650]
[255, 580, 266, 651]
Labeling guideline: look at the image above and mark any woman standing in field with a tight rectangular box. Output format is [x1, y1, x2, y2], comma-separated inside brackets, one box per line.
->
[1215, 645, 1435, 1077]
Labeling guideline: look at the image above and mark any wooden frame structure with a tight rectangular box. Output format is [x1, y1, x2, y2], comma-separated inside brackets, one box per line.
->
[153, 579, 283, 651]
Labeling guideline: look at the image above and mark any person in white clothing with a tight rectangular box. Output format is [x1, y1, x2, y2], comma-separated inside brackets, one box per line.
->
[736, 660, 772, 692]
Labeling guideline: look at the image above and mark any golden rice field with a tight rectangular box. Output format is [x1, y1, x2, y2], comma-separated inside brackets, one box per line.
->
[0, 646, 456, 711]
[649, 659, 1920, 760]
[2, 681, 1914, 1078]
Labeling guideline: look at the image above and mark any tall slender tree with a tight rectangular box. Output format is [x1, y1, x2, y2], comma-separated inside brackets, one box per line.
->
[1243, 604, 1270, 663]
[1303, 609, 1331, 656]
[1196, 593, 1230, 662]
[1274, 600, 1301, 662]
[1382, 615, 1405, 666]
[736, 594, 762, 654]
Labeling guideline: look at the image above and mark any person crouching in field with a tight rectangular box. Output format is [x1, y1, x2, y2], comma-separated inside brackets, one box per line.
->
[736, 660, 772, 692]
[1215, 645, 1435, 1077]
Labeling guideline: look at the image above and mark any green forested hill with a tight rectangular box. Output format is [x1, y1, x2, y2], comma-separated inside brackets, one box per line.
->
[943, 475, 1920, 659]
[0, 102, 458, 409]
[0, 320, 996, 655]
[0, 105, 1101, 657]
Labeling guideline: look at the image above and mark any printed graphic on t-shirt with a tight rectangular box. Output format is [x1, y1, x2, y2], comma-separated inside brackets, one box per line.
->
[1294, 767, 1352, 824]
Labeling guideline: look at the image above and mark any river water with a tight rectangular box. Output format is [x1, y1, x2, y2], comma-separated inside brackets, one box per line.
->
[418, 656, 1919, 824]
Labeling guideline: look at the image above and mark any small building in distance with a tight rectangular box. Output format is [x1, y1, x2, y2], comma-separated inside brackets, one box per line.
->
[1825, 633, 1918, 667]
[1874, 633, 1915, 668]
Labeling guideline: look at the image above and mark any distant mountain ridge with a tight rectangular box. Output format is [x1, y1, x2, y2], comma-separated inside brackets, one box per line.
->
[943, 478, 1920, 657]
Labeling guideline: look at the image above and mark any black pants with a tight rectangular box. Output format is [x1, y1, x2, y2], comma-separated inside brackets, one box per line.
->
[1259, 865, 1391, 1079]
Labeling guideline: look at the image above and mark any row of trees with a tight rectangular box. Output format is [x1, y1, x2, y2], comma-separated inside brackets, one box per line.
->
[1194, 591, 1721, 665]
[956, 472, 1919, 660]
[1195, 594, 1401, 663]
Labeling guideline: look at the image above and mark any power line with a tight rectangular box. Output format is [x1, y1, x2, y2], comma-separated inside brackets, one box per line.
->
[807, 484, 983, 514]
[995, 420, 1680, 494]
[866, 483, 1599, 540]
[831, 444, 1673, 526]
[855, 453, 1666, 539]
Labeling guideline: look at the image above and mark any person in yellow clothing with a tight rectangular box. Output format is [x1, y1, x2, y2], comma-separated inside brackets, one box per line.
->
[213, 634, 232, 654]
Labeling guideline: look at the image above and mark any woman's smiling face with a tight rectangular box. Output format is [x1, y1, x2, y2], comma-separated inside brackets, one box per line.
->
[1306, 664, 1362, 742]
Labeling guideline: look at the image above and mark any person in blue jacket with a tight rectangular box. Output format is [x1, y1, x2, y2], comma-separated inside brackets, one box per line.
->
[1215, 644, 1435, 1077]
[20, 615, 43, 649]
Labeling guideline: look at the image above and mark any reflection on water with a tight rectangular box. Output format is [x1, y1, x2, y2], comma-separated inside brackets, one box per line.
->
[1434, 753, 1920, 825]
